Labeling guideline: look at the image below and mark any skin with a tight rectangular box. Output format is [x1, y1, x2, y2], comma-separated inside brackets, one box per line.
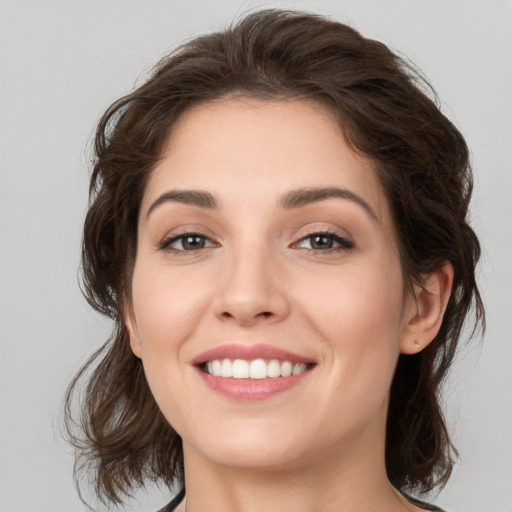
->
[126, 99, 453, 512]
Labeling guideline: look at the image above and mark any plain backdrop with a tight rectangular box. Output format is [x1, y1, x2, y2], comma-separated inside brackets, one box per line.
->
[1, 1, 511, 511]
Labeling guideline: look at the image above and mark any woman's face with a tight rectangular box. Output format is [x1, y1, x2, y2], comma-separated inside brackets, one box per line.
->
[126, 99, 418, 472]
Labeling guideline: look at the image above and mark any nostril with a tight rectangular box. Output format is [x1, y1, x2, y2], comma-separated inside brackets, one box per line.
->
[219, 310, 273, 321]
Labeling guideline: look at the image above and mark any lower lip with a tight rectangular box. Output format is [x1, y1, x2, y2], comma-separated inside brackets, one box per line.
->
[196, 369, 311, 401]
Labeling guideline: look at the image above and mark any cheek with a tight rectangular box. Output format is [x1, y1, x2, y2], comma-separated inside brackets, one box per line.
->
[296, 259, 406, 388]
[300, 259, 405, 337]
[130, 261, 210, 364]
[129, 264, 205, 427]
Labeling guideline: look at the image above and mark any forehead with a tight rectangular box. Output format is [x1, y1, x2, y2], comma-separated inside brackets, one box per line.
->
[143, 98, 390, 223]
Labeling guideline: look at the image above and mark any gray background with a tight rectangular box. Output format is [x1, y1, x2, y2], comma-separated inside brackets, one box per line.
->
[1, 1, 511, 511]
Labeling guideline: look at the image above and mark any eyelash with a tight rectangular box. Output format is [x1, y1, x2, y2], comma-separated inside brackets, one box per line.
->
[158, 230, 354, 253]
[158, 232, 218, 252]
[293, 231, 354, 252]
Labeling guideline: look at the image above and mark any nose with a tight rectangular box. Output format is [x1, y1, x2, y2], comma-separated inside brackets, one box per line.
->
[212, 244, 290, 327]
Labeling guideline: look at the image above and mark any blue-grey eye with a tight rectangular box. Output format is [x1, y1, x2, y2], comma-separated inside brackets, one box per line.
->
[179, 235, 207, 250]
[309, 234, 335, 250]
[161, 233, 215, 251]
[297, 232, 352, 250]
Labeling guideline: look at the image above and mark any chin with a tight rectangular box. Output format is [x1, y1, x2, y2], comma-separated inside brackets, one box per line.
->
[185, 421, 309, 471]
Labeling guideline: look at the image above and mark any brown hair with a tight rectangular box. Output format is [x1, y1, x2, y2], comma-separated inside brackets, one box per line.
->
[65, 9, 484, 505]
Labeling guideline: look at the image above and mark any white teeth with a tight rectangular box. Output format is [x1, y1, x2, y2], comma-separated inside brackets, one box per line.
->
[267, 359, 281, 378]
[205, 358, 310, 378]
[280, 361, 293, 377]
[292, 363, 307, 375]
[212, 360, 221, 376]
[249, 359, 267, 379]
[221, 359, 232, 378]
[232, 359, 249, 379]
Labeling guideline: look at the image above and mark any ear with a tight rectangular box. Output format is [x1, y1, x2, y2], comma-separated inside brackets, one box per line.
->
[401, 261, 454, 355]
[124, 303, 142, 359]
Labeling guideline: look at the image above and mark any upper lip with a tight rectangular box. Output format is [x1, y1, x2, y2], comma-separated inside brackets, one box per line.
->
[191, 343, 316, 366]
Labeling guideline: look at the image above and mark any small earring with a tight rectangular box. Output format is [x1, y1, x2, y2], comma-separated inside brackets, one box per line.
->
[414, 340, 421, 350]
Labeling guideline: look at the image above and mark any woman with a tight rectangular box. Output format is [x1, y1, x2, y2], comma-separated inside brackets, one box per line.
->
[65, 9, 484, 512]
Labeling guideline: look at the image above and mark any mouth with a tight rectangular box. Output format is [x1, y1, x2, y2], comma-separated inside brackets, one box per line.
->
[192, 344, 316, 399]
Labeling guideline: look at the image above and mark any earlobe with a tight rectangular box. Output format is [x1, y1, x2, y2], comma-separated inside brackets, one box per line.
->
[401, 261, 454, 355]
[124, 306, 142, 359]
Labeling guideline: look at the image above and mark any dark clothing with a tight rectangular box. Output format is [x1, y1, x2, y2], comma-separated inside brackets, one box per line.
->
[406, 494, 447, 511]
[156, 487, 185, 512]
[156, 487, 447, 511]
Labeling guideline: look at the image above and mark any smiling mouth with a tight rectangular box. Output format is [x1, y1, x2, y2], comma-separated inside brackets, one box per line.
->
[194, 345, 316, 400]
[200, 359, 315, 379]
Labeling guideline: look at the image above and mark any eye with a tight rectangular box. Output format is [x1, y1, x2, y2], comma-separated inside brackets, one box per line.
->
[295, 232, 353, 251]
[159, 233, 217, 252]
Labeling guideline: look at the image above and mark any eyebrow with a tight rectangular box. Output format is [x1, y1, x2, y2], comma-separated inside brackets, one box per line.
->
[146, 189, 218, 218]
[280, 187, 377, 220]
[146, 186, 377, 221]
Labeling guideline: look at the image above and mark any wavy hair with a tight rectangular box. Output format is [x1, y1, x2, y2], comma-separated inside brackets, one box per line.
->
[65, 9, 484, 505]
